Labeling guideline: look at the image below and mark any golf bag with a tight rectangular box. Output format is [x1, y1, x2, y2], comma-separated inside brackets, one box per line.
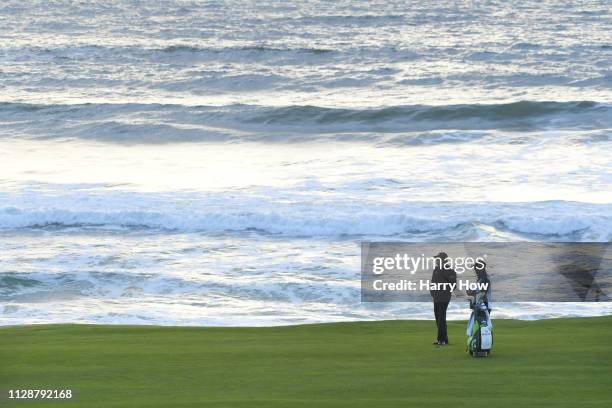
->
[466, 291, 493, 357]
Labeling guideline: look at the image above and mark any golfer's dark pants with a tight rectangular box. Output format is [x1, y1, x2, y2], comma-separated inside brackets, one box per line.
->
[434, 301, 449, 342]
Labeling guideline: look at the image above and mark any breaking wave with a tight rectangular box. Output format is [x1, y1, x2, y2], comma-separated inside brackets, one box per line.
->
[0, 100, 610, 144]
[1, 196, 610, 240]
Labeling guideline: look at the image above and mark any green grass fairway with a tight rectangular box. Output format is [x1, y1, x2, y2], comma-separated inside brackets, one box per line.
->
[1, 316, 611, 407]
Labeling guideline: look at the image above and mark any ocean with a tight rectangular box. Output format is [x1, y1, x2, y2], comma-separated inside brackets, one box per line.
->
[1, 0, 611, 325]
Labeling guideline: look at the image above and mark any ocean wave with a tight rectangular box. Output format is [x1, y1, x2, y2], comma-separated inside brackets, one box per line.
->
[243, 101, 608, 127]
[0, 197, 610, 240]
[0, 270, 356, 305]
[0, 44, 338, 63]
[0, 101, 610, 144]
[159, 45, 334, 54]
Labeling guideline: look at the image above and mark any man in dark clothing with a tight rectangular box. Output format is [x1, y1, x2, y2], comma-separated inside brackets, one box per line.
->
[430, 252, 457, 345]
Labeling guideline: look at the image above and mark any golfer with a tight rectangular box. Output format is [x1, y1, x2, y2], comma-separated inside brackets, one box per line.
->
[430, 252, 457, 345]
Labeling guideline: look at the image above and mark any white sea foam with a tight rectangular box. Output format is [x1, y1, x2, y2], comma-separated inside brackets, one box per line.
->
[0, 191, 611, 239]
